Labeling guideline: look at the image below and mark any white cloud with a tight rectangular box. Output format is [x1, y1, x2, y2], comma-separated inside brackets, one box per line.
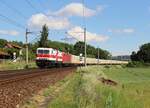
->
[28, 13, 70, 29]
[123, 29, 135, 33]
[48, 3, 103, 17]
[108, 28, 135, 34]
[28, 3, 106, 30]
[68, 26, 109, 42]
[0, 30, 19, 36]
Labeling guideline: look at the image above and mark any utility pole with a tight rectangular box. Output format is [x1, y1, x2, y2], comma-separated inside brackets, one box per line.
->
[98, 47, 100, 64]
[25, 28, 32, 67]
[84, 27, 87, 67]
[82, 0, 87, 67]
[25, 29, 28, 67]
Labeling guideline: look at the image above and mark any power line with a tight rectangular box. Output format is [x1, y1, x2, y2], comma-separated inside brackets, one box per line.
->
[0, 13, 25, 29]
[43, 0, 50, 9]
[0, 0, 27, 20]
[25, 0, 39, 13]
[30, 35, 40, 43]
[38, 0, 47, 11]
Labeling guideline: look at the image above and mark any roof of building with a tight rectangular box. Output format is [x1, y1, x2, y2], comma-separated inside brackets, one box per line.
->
[5, 43, 22, 49]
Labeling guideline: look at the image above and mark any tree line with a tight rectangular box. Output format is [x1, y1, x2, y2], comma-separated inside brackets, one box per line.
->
[131, 43, 150, 63]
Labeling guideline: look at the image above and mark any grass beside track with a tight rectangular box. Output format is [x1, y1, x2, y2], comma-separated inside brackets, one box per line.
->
[0, 60, 37, 71]
[48, 66, 150, 108]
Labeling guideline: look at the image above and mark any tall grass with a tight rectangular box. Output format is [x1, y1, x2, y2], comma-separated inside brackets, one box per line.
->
[103, 66, 150, 108]
[0, 60, 37, 71]
[48, 66, 148, 108]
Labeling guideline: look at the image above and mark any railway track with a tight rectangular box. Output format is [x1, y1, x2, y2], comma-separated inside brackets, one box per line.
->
[0, 68, 38, 75]
[0, 67, 76, 108]
[0, 67, 75, 85]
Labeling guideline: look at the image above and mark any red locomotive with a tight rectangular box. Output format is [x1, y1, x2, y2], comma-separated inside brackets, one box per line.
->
[36, 48, 72, 68]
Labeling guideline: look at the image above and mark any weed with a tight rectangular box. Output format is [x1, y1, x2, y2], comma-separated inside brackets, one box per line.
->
[48, 66, 150, 108]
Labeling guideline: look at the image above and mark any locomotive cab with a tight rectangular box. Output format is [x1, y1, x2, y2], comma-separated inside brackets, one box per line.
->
[36, 48, 63, 68]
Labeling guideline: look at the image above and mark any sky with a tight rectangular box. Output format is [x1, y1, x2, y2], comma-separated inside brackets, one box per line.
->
[0, 0, 150, 56]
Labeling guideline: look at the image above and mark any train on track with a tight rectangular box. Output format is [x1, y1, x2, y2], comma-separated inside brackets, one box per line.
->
[36, 48, 128, 68]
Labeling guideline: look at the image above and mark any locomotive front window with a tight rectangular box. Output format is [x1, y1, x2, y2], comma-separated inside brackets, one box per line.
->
[38, 50, 49, 54]
[38, 50, 43, 54]
[44, 50, 49, 54]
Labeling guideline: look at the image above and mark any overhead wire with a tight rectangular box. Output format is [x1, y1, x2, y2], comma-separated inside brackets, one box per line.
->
[0, 0, 46, 45]
[44, 1, 51, 10]
[25, 0, 40, 13]
[0, 13, 25, 29]
[0, 0, 27, 20]
[24, 0, 46, 43]
[0, 0, 67, 41]
[30, 34, 41, 43]
[38, 0, 47, 11]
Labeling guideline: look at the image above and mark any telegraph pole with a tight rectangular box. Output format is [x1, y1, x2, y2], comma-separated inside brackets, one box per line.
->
[25, 29, 28, 67]
[84, 27, 87, 66]
[25, 28, 32, 67]
[98, 47, 100, 64]
[82, 0, 87, 67]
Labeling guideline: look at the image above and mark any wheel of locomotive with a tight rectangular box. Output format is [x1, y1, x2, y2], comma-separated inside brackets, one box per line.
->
[37, 63, 45, 68]
[56, 62, 62, 68]
[36, 61, 46, 68]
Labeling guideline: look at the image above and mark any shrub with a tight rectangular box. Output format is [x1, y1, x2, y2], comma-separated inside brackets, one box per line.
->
[126, 61, 145, 67]
[104, 65, 111, 68]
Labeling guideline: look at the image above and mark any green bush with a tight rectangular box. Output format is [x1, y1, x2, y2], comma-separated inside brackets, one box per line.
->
[126, 61, 145, 67]
[144, 63, 150, 66]
[104, 65, 111, 68]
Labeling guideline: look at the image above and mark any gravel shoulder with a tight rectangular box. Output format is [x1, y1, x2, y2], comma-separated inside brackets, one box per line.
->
[0, 67, 75, 108]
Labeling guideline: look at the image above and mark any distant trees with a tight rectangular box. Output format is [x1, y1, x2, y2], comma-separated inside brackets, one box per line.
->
[131, 51, 138, 61]
[73, 41, 111, 59]
[131, 43, 150, 63]
[0, 38, 111, 60]
[74, 41, 85, 55]
[11, 41, 24, 47]
[96, 48, 111, 59]
[0, 39, 7, 48]
[47, 40, 74, 53]
[38, 24, 49, 47]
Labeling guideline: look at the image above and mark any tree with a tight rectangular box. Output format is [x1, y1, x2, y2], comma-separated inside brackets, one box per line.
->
[95, 48, 111, 59]
[74, 41, 85, 56]
[38, 24, 49, 47]
[131, 43, 150, 63]
[73, 41, 111, 59]
[0, 39, 7, 48]
[11, 41, 23, 47]
[131, 51, 138, 61]
[138, 43, 150, 62]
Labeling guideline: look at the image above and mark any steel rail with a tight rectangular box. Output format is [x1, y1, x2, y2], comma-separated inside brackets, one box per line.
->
[0, 67, 76, 85]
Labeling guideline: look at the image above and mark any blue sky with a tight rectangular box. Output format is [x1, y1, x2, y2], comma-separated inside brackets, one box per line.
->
[0, 0, 150, 56]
